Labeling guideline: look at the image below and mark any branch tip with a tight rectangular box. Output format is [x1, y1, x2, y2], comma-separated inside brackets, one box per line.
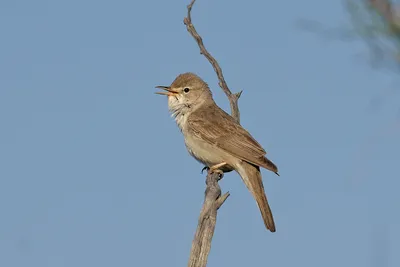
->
[235, 90, 243, 99]
[184, 0, 239, 120]
[216, 192, 230, 209]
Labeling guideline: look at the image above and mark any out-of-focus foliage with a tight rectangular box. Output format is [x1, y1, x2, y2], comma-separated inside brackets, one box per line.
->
[298, 0, 400, 70]
[297, 0, 400, 117]
[345, 0, 400, 69]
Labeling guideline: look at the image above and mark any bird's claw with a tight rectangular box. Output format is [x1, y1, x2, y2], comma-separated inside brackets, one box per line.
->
[201, 166, 209, 174]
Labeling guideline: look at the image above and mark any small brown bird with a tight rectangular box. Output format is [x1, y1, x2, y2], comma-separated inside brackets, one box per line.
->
[156, 73, 279, 232]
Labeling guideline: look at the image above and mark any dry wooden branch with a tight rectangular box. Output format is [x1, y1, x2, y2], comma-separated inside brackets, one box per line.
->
[187, 172, 230, 267]
[184, 0, 242, 124]
[183, 0, 242, 267]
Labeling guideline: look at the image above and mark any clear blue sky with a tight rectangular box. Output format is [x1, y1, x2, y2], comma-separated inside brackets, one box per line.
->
[1, 0, 399, 266]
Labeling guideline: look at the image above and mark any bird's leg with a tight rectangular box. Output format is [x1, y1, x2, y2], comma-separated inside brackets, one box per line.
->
[208, 162, 227, 180]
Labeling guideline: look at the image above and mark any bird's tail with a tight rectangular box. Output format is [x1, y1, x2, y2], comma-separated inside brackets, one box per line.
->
[236, 162, 276, 232]
[262, 156, 279, 176]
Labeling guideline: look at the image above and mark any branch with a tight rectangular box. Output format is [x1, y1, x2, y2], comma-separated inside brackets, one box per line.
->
[187, 172, 230, 267]
[184, 0, 242, 124]
[183, 0, 240, 267]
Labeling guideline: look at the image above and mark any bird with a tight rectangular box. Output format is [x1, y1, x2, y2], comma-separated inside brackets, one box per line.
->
[156, 72, 279, 232]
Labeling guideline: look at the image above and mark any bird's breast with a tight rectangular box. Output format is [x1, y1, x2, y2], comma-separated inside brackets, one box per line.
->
[183, 132, 236, 171]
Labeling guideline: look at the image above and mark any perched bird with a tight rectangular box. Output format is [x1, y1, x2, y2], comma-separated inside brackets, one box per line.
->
[156, 72, 279, 232]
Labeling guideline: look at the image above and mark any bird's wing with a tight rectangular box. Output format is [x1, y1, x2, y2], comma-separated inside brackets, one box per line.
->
[187, 105, 271, 169]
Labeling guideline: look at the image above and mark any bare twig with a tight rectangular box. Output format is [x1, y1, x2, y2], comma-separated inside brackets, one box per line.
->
[183, 0, 241, 266]
[184, 0, 242, 124]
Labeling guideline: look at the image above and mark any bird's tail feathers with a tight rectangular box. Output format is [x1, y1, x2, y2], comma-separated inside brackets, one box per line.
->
[236, 162, 276, 232]
[262, 157, 279, 176]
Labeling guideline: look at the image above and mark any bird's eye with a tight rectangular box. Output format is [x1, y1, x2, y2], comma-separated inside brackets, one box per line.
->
[183, 88, 190, 93]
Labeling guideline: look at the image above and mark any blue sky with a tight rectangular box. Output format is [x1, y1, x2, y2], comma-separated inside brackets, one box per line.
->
[1, 0, 399, 266]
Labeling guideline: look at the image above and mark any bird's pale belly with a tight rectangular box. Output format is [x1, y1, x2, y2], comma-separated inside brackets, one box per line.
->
[183, 134, 235, 172]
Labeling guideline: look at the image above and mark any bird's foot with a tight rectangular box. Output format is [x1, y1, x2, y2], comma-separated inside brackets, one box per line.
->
[211, 169, 224, 180]
[208, 162, 227, 180]
[202, 166, 223, 179]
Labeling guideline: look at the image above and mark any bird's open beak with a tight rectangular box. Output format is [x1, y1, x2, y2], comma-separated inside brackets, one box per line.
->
[155, 86, 179, 96]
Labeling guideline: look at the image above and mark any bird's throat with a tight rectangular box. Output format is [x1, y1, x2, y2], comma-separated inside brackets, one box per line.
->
[168, 97, 191, 130]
